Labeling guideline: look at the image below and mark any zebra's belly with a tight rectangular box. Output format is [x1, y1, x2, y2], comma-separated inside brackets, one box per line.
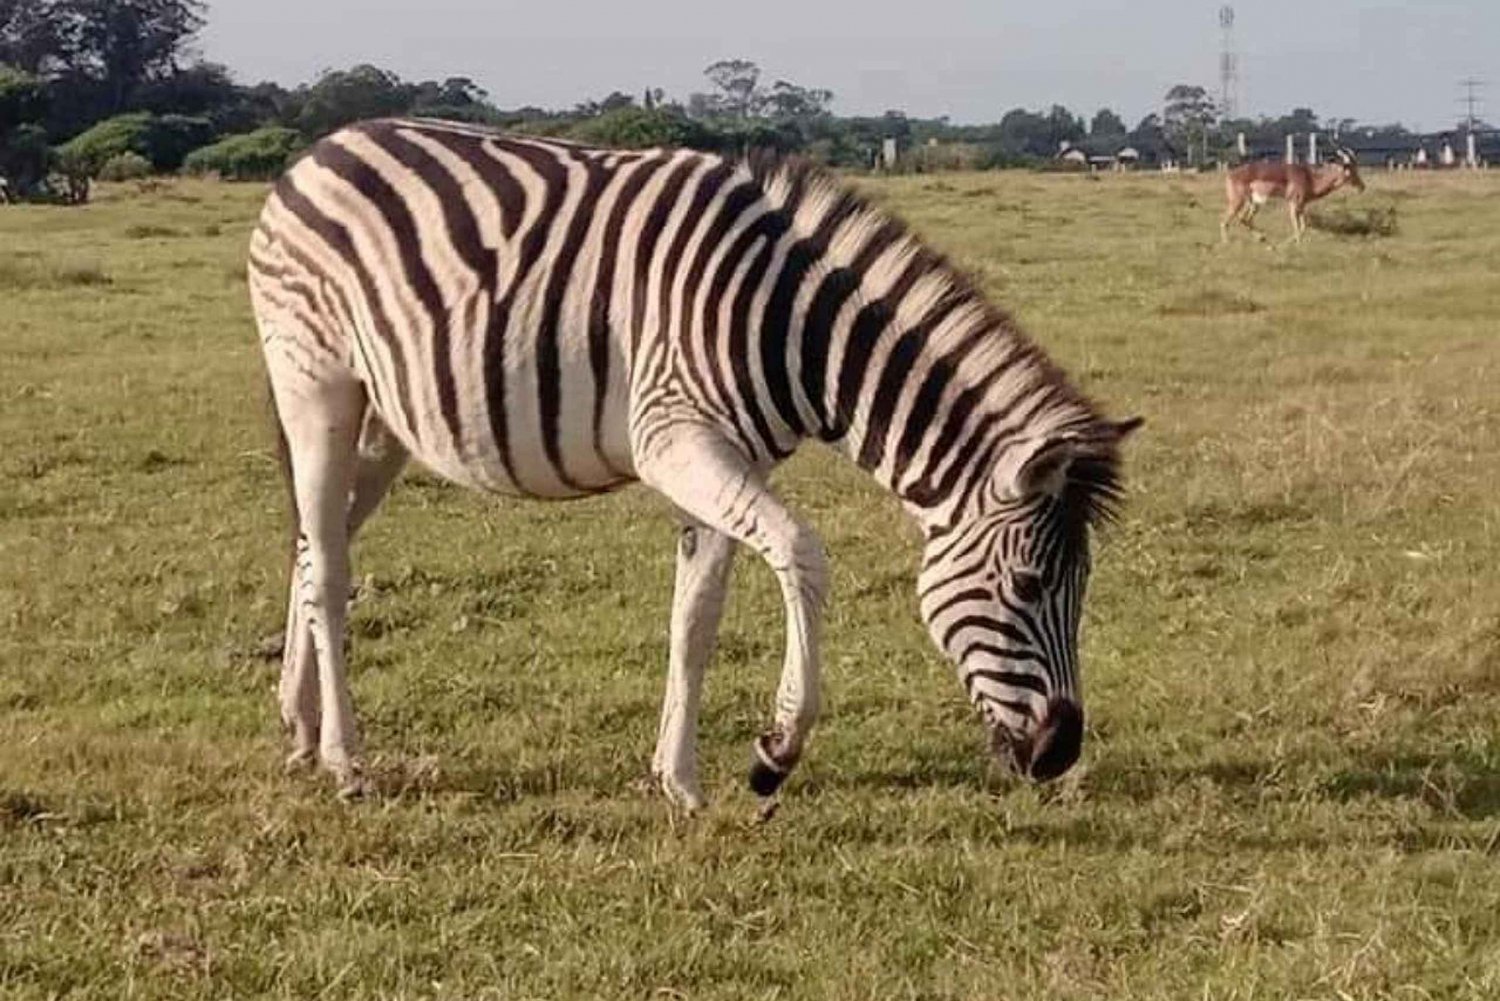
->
[368, 324, 637, 501]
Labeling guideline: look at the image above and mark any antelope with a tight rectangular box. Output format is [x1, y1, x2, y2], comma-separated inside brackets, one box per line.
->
[1220, 146, 1365, 243]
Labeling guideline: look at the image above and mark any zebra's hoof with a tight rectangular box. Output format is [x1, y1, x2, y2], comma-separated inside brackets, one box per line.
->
[336, 774, 369, 801]
[283, 748, 317, 774]
[748, 734, 791, 798]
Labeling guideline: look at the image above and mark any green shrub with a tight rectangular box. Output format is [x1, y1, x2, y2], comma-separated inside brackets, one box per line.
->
[0, 122, 53, 193]
[182, 127, 302, 180]
[142, 114, 215, 170]
[98, 151, 153, 181]
[55, 112, 216, 176]
[56, 112, 154, 176]
[565, 107, 718, 150]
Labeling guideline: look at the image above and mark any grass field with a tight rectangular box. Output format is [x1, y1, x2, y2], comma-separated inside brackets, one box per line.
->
[4, 166, 1500, 1000]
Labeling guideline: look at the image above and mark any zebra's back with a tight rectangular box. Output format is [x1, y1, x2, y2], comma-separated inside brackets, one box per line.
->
[250, 118, 751, 499]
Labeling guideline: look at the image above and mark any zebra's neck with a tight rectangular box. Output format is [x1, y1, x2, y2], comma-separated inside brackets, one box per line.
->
[752, 161, 1098, 531]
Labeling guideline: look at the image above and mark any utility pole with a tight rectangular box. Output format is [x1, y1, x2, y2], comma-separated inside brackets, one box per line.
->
[1458, 78, 1485, 131]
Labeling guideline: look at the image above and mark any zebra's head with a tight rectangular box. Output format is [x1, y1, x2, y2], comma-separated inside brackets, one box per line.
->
[916, 417, 1141, 782]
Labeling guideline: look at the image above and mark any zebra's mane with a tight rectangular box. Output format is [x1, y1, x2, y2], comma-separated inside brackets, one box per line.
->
[740, 150, 1126, 529]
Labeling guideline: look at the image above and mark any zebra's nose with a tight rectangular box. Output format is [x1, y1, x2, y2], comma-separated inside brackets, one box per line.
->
[1026, 700, 1084, 782]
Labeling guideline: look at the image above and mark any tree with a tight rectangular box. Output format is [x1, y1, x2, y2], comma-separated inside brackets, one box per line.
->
[1163, 84, 1218, 164]
[1284, 106, 1318, 134]
[0, 121, 51, 192]
[405, 76, 497, 122]
[701, 58, 763, 119]
[991, 105, 1086, 158]
[764, 80, 832, 121]
[135, 59, 235, 116]
[60, 0, 207, 113]
[1044, 104, 1084, 148]
[0, 60, 44, 131]
[437, 76, 486, 107]
[573, 90, 635, 117]
[0, 0, 73, 75]
[0, 63, 49, 194]
[1090, 107, 1126, 137]
[294, 64, 411, 138]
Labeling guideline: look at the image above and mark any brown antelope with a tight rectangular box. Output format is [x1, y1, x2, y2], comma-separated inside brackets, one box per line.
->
[1220, 146, 1365, 243]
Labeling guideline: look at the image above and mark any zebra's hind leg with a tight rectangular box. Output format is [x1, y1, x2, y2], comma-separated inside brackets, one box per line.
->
[261, 405, 408, 690]
[278, 403, 406, 778]
[653, 519, 737, 811]
[638, 425, 827, 801]
[273, 399, 399, 774]
[272, 373, 368, 796]
[348, 407, 408, 537]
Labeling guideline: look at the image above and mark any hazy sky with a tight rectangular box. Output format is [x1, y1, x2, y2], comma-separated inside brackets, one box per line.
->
[200, 2, 1497, 131]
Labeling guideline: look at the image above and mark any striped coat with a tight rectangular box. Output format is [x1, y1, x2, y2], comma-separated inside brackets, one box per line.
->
[251, 118, 1139, 806]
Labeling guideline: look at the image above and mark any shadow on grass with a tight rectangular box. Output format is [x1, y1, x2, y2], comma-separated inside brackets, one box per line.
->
[363, 752, 632, 808]
[1319, 750, 1500, 819]
[1084, 747, 1500, 819]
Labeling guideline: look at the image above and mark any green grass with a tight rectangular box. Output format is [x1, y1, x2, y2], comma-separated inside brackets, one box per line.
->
[4, 170, 1500, 999]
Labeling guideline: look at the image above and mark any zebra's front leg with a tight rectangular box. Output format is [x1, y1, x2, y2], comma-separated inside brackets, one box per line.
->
[653, 521, 737, 811]
[639, 425, 827, 800]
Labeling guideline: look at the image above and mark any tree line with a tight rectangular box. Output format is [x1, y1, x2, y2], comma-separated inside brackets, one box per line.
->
[0, 0, 1427, 202]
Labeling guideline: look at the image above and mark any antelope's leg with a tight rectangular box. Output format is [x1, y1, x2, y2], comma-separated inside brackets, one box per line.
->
[1240, 201, 1265, 240]
[638, 425, 827, 799]
[1220, 197, 1243, 242]
[652, 520, 738, 810]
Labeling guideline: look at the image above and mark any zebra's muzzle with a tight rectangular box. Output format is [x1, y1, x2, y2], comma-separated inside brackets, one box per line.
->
[993, 699, 1083, 782]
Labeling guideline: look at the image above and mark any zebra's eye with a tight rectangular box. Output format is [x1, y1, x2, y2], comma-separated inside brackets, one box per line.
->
[1010, 571, 1044, 604]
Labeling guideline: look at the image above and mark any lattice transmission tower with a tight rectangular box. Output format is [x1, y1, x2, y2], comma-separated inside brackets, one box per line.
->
[1219, 5, 1239, 121]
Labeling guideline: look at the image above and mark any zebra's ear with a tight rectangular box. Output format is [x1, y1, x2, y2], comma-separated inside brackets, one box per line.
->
[995, 435, 1082, 500]
[996, 418, 1141, 500]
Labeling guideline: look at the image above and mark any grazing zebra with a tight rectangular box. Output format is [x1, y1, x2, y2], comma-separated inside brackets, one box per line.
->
[250, 118, 1141, 807]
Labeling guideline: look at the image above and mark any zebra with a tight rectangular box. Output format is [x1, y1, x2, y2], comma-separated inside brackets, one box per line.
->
[250, 117, 1142, 807]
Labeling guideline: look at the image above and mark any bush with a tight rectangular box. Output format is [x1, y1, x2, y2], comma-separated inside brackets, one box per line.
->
[142, 114, 215, 170]
[1307, 205, 1398, 238]
[54, 112, 215, 176]
[565, 107, 718, 150]
[182, 127, 302, 180]
[0, 122, 53, 194]
[56, 112, 153, 176]
[98, 151, 153, 181]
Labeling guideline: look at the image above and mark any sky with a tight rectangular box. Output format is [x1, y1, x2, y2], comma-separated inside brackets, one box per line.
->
[199, 1, 1498, 131]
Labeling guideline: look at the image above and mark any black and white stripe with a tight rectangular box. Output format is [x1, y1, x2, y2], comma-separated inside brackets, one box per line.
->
[251, 118, 1138, 798]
